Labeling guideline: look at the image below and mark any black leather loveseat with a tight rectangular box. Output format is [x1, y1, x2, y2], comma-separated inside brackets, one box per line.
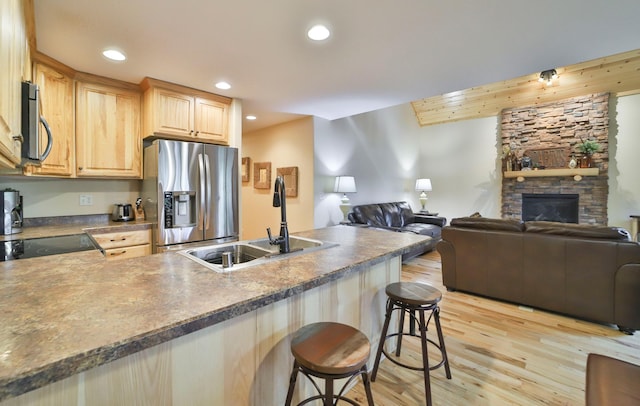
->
[347, 201, 446, 260]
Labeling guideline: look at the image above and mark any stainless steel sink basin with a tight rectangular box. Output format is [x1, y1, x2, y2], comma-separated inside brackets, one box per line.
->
[246, 235, 324, 253]
[184, 243, 271, 266]
[178, 236, 338, 272]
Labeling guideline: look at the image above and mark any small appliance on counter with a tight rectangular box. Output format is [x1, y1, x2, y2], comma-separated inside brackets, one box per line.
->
[1, 189, 23, 235]
[112, 203, 134, 222]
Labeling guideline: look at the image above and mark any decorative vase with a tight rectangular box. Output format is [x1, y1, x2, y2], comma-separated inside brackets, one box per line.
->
[580, 153, 593, 168]
[568, 155, 577, 169]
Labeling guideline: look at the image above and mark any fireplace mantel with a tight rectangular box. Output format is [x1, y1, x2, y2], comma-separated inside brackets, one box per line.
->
[504, 167, 599, 182]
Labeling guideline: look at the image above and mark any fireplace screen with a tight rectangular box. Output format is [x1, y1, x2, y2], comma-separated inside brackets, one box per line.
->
[522, 193, 579, 223]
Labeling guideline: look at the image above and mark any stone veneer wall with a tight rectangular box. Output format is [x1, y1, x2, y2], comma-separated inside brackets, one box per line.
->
[501, 93, 609, 225]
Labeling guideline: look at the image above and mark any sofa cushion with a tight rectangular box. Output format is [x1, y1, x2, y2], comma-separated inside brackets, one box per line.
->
[379, 202, 407, 228]
[450, 217, 525, 232]
[350, 201, 415, 228]
[350, 205, 384, 227]
[525, 221, 632, 241]
[401, 223, 442, 238]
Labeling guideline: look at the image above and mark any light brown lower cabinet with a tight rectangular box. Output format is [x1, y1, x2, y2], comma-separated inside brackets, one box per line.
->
[91, 229, 151, 260]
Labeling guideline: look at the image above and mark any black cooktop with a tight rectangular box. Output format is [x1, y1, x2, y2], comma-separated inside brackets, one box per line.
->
[1, 234, 98, 261]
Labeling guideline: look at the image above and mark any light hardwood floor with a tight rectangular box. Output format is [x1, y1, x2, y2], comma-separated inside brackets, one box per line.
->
[349, 250, 640, 405]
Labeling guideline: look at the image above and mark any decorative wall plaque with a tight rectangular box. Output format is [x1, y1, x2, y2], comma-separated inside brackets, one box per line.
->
[241, 157, 251, 182]
[253, 162, 271, 189]
[524, 147, 568, 169]
[276, 166, 298, 197]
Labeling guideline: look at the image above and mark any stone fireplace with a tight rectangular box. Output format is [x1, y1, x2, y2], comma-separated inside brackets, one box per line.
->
[501, 93, 609, 225]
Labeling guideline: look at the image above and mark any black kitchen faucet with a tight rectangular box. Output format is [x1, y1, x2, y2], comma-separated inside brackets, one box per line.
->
[266, 175, 290, 254]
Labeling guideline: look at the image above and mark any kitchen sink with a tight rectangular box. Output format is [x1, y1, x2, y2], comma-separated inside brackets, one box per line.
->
[178, 236, 338, 272]
[246, 235, 324, 253]
[184, 243, 271, 266]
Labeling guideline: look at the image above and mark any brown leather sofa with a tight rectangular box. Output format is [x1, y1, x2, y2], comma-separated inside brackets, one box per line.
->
[437, 217, 640, 334]
[347, 201, 446, 260]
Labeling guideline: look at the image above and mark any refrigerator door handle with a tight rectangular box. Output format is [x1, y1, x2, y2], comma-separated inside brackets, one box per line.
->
[204, 153, 212, 230]
[198, 153, 206, 231]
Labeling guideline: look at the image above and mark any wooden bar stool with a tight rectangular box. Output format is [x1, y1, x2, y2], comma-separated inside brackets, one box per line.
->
[284, 321, 375, 406]
[371, 282, 452, 406]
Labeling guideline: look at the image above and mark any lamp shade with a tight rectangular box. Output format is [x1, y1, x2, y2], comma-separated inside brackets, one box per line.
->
[334, 176, 357, 193]
[415, 178, 432, 192]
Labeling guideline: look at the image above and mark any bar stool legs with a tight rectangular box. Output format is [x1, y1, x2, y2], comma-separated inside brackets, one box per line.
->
[371, 282, 452, 406]
[284, 322, 375, 406]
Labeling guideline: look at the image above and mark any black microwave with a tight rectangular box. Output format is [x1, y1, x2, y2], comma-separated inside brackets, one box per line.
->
[21, 81, 53, 165]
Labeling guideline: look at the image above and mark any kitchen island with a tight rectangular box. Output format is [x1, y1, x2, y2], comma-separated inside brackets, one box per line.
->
[0, 226, 429, 405]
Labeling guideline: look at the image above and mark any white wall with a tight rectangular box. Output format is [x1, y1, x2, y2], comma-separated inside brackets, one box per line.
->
[314, 103, 501, 228]
[314, 94, 640, 230]
[608, 93, 640, 229]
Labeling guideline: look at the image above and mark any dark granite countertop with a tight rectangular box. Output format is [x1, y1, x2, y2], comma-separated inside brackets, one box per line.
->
[0, 226, 430, 401]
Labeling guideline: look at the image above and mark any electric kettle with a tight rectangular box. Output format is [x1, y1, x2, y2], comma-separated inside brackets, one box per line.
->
[112, 203, 134, 222]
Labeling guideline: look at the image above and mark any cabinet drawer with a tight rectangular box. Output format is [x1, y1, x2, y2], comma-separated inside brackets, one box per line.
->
[104, 244, 151, 260]
[93, 229, 151, 249]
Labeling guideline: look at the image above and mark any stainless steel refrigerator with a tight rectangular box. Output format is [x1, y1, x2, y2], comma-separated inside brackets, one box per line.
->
[142, 139, 239, 252]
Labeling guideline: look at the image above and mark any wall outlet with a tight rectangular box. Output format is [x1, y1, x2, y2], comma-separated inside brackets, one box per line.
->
[79, 195, 93, 206]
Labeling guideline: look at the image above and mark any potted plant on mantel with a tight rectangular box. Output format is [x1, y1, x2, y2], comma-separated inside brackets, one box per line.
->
[577, 138, 601, 168]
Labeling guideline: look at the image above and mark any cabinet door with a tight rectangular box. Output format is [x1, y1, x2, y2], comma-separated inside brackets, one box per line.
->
[0, 0, 27, 168]
[24, 63, 75, 177]
[152, 88, 194, 137]
[194, 97, 229, 144]
[76, 82, 142, 178]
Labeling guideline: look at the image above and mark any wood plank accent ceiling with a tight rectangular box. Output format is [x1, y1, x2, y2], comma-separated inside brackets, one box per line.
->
[411, 48, 640, 127]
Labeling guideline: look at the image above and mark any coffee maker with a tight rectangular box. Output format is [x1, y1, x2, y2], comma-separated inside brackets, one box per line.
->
[1, 189, 23, 235]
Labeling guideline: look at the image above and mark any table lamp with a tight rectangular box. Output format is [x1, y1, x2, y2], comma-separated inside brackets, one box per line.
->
[415, 178, 432, 212]
[334, 176, 357, 223]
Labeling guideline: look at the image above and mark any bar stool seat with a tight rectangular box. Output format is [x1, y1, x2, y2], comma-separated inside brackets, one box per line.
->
[371, 282, 452, 406]
[285, 322, 375, 406]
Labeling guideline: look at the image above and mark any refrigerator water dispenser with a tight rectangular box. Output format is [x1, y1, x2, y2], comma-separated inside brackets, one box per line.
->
[164, 191, 196, 228]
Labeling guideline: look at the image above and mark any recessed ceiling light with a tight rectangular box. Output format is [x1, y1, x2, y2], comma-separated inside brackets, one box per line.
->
[307, 24, 330, 41]
[246, 115, 257, 120]
[102, 48, 126, 61]
[215, 81, 231, 90]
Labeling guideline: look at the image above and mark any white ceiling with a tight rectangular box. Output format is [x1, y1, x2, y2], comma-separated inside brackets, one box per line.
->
[33, 1, 640, 134]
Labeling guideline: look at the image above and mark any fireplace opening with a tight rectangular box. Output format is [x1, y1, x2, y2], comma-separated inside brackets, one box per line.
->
[522, 193, 579, 223]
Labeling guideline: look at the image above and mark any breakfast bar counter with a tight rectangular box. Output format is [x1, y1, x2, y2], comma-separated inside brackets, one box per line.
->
[0, 226, 429, 405]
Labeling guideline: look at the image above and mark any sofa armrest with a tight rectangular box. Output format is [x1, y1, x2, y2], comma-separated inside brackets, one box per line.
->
[436, 240, 456, 288]
[615, 263, 640, 331]
[413, 215, 447, 227]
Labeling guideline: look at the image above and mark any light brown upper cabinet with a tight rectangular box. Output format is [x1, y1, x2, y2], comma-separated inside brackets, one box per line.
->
[0, 0, 28, 168]
[24, 60, 75, 177]
[141, 77, 230, 145]
[75, 80, 142, 178]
